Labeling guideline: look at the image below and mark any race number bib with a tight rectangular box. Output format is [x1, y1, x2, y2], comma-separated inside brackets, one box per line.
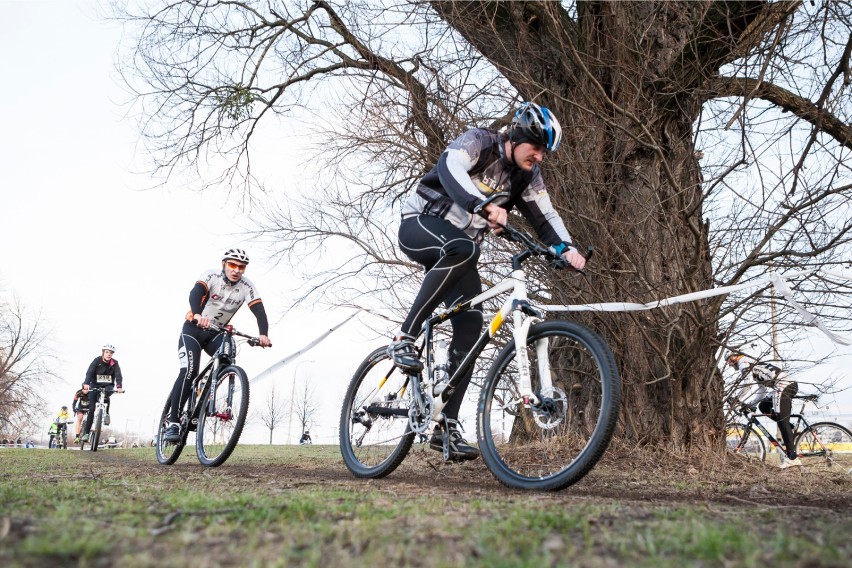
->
[96, 374, 114, 384]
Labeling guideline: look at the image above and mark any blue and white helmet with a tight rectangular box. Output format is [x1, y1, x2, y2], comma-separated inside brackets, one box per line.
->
[102, 344, 116, 353]
[508, 102, 562, 152]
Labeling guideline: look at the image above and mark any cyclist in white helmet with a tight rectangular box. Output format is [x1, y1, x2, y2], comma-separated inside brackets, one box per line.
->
[80, 344, 124, 442]
[390, 101, 585, 461]
[162, 248, 272, 442]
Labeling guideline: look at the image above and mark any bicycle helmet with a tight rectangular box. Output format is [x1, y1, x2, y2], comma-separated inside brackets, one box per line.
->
[508, 102, 562, 152]
[102, 344, 116, 353]
[222, 248, 250, 265]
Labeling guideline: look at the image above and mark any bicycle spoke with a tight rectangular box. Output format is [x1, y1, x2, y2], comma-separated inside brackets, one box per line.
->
[795, 422, 852, 472]
[478, 321, 620, 491]
[197, 366, 250, 467]
[340, 346, 415, 478]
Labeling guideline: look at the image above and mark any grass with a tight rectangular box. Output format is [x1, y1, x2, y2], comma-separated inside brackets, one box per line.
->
[0, 445, 849, 567]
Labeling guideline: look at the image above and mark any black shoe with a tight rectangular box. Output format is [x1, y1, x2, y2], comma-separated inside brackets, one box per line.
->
[387, 335, 423, 372]
[429, 424, 479, 461]
[162, 424, 181, 443]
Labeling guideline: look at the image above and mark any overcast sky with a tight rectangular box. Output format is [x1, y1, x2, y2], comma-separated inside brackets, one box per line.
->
[0, 0, 384, 445]
[2, 1, 849, 447]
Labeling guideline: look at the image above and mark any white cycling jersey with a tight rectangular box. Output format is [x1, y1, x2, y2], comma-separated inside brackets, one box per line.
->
[189, 270, 262, 328]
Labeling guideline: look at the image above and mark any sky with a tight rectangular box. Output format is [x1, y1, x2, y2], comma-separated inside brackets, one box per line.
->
[0, 0, 385, 445]
[1, 1, 850, 447]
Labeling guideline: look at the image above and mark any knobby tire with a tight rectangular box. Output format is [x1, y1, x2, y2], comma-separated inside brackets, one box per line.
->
[195, 365, 250, 467]
[340, 345, 415, 478]
[477, 321, 621, 491]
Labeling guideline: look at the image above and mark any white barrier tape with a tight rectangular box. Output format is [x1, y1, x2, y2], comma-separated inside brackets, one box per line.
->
[769, 272, 851, 346]
[536, 268, 852, 346]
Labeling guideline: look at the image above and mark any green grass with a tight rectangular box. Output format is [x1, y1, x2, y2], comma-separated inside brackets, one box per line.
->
[0, 445, 848, 567]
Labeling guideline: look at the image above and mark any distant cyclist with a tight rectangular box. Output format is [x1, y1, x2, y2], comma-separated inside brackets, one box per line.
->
[727, 353, 802, 469]
[81, 344, 125, 442]
[162, 248, 272, 443]
[388, 102, 585, 461]
[72, 387, 90, 443]
[50, 405, 72, 448]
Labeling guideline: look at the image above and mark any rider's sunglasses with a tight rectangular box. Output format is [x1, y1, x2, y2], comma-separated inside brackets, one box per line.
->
[225, 261, 247, 271]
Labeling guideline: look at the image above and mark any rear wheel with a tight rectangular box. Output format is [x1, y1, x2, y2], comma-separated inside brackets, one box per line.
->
[155, 396, 187, 465]
[339, 346, 415, 478]
[477, 321, 621, 491]
[725, 422, 766, 462]
[794, 422, 852, 471]
[196, 366, 250, 467]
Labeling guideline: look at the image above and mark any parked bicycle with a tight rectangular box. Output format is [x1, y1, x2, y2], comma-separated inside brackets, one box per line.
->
[726, 394, 852, 471]
[155, 324, 259, 467]
[80, 388, 121, 452]
[340, 196, 621, 491]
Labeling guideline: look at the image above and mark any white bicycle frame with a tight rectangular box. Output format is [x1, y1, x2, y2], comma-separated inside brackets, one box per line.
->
[424, 264, 552, 423]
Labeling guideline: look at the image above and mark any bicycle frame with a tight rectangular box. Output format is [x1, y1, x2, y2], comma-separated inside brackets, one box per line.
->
[184, 331, 239, 425]
[433, 271, 542, 401]
[735, 413, 801, 453]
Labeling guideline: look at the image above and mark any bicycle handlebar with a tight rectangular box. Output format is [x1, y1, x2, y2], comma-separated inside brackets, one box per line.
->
[205, 322, 268, 347]
[473, 192, 592, 271]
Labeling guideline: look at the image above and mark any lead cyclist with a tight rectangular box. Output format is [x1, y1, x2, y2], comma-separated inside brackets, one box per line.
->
[387, 101, 586, 461]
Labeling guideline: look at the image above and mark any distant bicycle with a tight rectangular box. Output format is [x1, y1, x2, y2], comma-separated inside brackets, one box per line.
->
[155, 324, 260, 467]
[49, 421, 72, 449]
[726, 394, 852, 471]
[340, 195, 621, 491]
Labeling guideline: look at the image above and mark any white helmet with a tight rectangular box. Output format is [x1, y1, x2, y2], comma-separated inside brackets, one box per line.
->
[102, 344, 116, 353]
[222, 248, 250, 265]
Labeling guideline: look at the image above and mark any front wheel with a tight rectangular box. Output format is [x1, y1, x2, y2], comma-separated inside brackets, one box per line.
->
[196, 366, 250, 467]
[155, 396, 186, 465]
[794, 422, 852, 471]
[477, 321, 621, 491]
[89, 410, 103, 452]
[725, 422, 766, 462]
[339, 345, 415, 478]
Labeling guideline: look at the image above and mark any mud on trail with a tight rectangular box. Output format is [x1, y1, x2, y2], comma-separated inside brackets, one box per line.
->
[89, 442, 852, 511]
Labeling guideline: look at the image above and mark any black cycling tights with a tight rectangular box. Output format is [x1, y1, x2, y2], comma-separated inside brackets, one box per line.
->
[758, 382, 799, 459]
[169, 322, 225, 423]
[399, 215, 483, 419]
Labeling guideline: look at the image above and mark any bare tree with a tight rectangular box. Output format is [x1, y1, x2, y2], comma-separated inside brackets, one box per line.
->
[0, 296, 57, 437]
[257, 385, 288, 444]
[291, 379, 319, 442]
[116, 1, 852, 449]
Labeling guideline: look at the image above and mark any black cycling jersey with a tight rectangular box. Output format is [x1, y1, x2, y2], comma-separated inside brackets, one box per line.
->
[401, 128, 573, 246]
[83, 357, 123, 388]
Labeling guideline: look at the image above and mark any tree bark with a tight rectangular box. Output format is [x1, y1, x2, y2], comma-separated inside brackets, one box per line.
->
[429, 1, 782, 448]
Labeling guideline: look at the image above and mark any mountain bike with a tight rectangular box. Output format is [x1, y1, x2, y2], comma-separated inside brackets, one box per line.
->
[725, 394, 852, 471]
[80, 388, 121, 452]
[51, 421, 72, 449]
[155, 324, 260, 467]
[340, 196, 621, 491]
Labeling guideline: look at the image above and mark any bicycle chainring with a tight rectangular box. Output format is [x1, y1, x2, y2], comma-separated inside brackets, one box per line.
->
[408, 395, 433, 434]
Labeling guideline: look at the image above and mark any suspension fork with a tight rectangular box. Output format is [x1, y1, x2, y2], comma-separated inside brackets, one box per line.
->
[511, 308, 546, 406]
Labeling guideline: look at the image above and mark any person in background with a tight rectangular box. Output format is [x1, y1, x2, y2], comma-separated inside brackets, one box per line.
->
[81, 344, 125, 442]
[72, 387, 91, 443]
[727, 353, 802, 469]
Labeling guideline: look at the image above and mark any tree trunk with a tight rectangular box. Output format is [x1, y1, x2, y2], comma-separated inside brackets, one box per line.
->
[431, 1, 774, 449]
